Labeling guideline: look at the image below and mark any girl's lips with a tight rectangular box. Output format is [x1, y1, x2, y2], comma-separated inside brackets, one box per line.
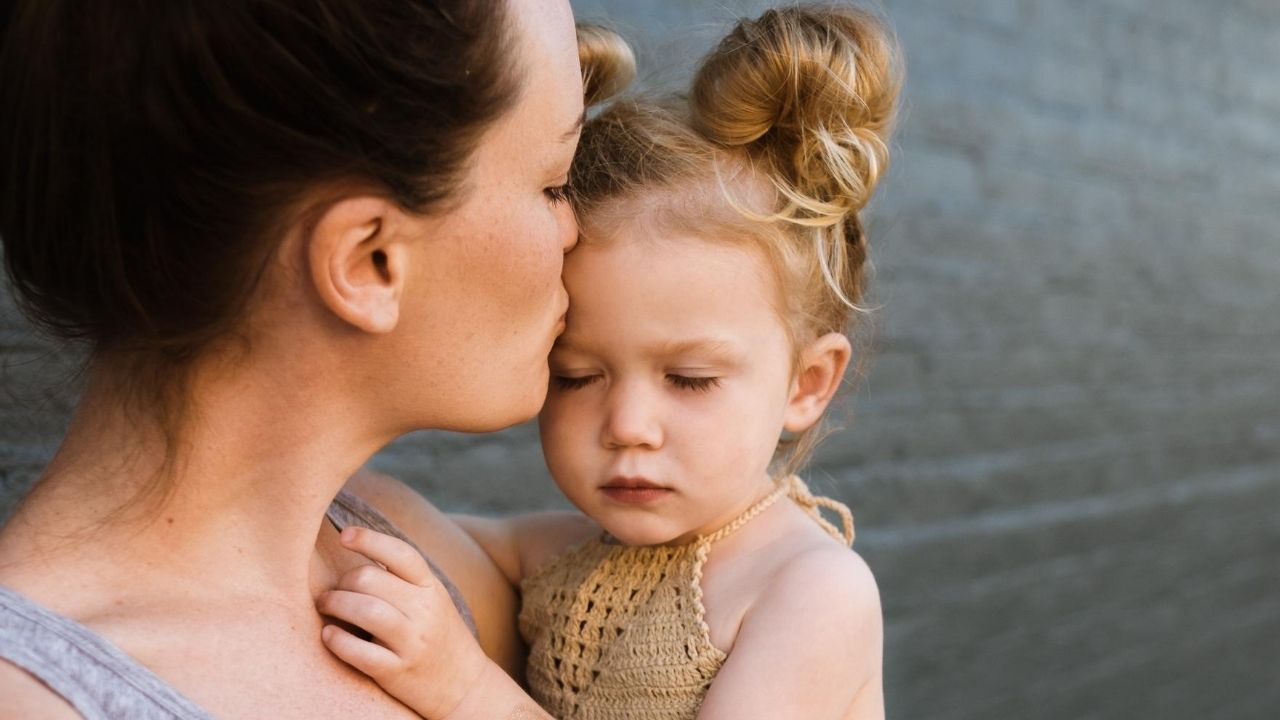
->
[600, 486, 673, 504]
[600, 477, 673, 504]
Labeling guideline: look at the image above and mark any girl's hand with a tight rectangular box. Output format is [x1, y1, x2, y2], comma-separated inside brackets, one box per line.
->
[317, 527, 489, 719]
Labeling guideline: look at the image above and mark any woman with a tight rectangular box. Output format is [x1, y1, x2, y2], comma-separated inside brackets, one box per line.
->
[0, 0, 606, 717]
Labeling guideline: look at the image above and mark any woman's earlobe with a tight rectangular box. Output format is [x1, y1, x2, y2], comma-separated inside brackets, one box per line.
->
[783, 333, 853, 433]
[308, 197, 407, 334]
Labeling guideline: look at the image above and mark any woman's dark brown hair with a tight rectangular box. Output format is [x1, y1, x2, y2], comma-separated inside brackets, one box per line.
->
[0, 0, 518, 367]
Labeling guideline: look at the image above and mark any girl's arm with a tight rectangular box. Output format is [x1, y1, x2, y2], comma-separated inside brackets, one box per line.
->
[696, 547, 885, 720]
[451, 511, 600, 587]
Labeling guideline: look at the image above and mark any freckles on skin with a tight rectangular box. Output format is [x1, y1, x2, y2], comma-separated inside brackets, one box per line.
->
[442, 0, 579, 339]
[460, 202, 563, 327]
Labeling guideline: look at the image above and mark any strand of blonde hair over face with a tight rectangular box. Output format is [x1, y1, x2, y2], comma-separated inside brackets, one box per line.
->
[570, 5, 903, 477]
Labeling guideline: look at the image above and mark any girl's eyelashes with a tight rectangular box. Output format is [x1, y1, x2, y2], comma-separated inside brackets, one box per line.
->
[666, 375, 721, 392]
[552, 374, 598, 391]
[544, 182, 571, 205]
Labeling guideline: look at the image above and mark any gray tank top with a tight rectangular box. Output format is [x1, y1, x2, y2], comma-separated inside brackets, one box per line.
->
[0, 490, 476, 719]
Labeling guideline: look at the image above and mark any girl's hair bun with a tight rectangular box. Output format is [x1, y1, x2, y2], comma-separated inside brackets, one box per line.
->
[690, 5, 901, 217]
[577, 24, 636, 106]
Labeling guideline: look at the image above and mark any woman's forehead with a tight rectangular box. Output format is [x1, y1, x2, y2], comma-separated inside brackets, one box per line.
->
[478, 0, 582, 173]
[508, 0, 583, 120]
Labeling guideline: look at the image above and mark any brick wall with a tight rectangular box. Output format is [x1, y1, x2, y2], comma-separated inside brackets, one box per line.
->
[2, 1, 1277, 718]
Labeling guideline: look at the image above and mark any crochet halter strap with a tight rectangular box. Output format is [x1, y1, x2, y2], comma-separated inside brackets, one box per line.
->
[700, 474, 856, 547]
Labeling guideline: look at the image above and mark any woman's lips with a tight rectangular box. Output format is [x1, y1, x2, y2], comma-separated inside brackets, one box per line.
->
[556, 295, 569, 331]
[600, 478, 673, 504]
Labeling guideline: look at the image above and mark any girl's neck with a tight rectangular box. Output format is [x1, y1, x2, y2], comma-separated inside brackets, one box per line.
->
[0, 353, 391, 605]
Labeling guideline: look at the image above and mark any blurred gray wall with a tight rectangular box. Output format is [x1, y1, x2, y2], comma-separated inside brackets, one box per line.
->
[3, 1, 1278, 718]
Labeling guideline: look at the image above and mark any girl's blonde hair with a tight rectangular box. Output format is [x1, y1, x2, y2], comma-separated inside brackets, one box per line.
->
[569, 5, 902, 475]
[577, 23, 637, 106]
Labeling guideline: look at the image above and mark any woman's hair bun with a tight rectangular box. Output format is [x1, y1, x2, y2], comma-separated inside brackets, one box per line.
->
[690, 5, 902, 215]
[578, 24, 636, 106]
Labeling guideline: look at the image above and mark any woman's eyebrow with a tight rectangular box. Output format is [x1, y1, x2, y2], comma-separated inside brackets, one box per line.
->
[560, 111, 586, 142]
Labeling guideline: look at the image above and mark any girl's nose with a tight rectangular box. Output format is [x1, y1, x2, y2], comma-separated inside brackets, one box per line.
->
[600, 383, 662, 450]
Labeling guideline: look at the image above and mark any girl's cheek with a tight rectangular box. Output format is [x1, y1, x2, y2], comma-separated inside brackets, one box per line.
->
[541, 399, 577, 443]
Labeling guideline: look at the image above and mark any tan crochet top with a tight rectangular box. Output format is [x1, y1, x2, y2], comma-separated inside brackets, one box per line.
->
[518, 476, 855, 720]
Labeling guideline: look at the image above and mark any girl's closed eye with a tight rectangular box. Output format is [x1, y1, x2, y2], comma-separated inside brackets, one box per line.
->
[552, 373, 599, 391]
[666, 374, 721, 392]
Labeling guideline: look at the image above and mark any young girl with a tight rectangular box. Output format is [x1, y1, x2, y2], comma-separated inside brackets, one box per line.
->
[318, 6, 901, 719]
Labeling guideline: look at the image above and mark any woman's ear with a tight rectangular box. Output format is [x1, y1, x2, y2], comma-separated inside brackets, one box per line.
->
[307, 196, 409, 334]
[783, 332, 853, 433]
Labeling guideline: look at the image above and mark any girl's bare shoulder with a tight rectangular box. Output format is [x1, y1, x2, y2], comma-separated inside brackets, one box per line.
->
[742, 502, 880, 622]
[698, 520, 884, 718]
[703, 502, 879, 648]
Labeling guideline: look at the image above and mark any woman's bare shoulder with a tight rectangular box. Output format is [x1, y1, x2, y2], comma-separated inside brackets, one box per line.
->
[0, 661, 82, 719]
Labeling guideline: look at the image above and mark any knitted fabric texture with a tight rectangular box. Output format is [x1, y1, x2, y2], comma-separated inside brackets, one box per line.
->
[518, 475, 854, 720]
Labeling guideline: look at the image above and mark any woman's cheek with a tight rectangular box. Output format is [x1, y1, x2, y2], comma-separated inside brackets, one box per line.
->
[536, 204, 569, 268]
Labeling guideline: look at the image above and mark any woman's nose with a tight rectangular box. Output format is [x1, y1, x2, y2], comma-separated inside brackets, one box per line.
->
[600, 383, 662, 450]
[560, 204, 579, 253]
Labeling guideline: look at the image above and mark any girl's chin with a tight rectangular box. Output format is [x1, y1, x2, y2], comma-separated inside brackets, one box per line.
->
[602, 523, 692, 548]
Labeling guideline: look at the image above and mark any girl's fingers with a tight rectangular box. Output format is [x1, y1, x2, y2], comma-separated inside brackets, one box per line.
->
[339, 527, 434, 587]
[321, 624, 400, 679]
[336, 562, 447, 620]
[317, 589, 409, 645]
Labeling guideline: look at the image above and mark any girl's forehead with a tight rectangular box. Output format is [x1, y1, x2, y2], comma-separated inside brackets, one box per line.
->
[559, 234, 791, 349]
[567, 217, 782, 306]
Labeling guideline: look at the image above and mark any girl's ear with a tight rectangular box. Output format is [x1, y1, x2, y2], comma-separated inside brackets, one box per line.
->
[306, 196, 410, 334]
[783, 333, 852, 433]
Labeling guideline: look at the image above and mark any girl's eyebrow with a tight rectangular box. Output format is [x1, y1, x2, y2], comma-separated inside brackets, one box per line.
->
[552, 337, 743, 362]
[650, 338, 743, 361]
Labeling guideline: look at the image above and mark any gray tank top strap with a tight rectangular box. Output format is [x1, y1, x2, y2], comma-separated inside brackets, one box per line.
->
[326, 489, 478, 638]
[0, 585, 214, 719]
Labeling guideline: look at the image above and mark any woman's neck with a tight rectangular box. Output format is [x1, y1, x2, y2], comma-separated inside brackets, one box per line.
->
[0, 353, 392, 605]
